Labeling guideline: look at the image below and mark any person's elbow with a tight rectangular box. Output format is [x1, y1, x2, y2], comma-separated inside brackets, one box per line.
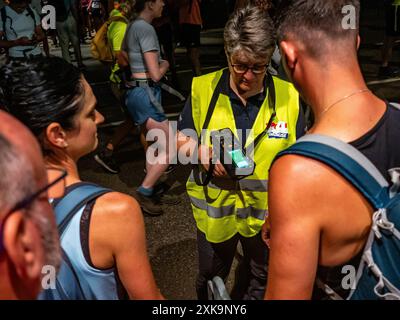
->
[148, 70, 163, 82]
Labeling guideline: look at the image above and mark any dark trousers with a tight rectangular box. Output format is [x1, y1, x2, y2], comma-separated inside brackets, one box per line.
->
[196, 229, 269, 300]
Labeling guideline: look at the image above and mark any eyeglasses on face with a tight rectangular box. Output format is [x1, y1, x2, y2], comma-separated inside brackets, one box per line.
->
[230, 59, 268, 75]
[0, 168, 67, 254]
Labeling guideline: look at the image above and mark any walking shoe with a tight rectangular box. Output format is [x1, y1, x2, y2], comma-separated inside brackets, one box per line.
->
[135, 192, 164, 216]
[159, 193, 181, 205]
[94, 151, 120, 174]
[378, 66, 400, 78]
[152, 182, 181, 205]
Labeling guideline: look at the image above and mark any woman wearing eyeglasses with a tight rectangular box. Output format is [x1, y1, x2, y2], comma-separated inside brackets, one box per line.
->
[176, 4, 305, 300]
[0, 57, 163, 300]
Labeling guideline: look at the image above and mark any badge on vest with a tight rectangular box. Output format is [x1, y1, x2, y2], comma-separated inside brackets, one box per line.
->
[267, 121, 289, 139]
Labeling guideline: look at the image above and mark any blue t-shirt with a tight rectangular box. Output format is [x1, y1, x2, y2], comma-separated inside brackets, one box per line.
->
[0, 5, 41, 57]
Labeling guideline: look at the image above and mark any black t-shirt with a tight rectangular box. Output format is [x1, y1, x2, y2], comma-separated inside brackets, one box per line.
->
[314, 102, 400, 299]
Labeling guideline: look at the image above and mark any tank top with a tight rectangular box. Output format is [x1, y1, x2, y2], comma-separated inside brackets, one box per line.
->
[313, 103, 400, 299]
[56, 183, 128, 300]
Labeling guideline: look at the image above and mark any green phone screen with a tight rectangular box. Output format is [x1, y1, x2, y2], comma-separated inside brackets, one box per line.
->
[229, 149, 250, 168]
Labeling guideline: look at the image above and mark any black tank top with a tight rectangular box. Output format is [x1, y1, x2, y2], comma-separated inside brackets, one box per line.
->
[313, 103, 400, 299]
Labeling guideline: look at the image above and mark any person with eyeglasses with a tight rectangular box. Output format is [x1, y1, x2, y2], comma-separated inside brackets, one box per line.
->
[176, 4, 305, 300]
[0, 57, 164, 300]
[0, 110, 62, 299]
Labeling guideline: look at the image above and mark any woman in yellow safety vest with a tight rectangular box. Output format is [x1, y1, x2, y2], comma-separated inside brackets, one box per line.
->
[177, 4, 305, 300]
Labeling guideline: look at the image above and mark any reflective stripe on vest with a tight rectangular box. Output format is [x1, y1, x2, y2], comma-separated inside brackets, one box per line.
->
[187, 69, 300, 243]
[189, 195, 266, 220]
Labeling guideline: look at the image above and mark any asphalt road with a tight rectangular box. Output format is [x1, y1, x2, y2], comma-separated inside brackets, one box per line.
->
[47, 1, 400, 300]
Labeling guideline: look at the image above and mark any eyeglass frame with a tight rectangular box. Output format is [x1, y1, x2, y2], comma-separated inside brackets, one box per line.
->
[0, 168, 67, 253]
[229, 58, 269, 75]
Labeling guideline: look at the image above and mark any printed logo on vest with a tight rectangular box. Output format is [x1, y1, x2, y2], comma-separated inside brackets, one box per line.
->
[268, 121, 289, 139]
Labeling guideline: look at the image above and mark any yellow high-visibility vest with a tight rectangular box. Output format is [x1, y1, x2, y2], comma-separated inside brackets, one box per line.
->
[186, 69, 301, 243]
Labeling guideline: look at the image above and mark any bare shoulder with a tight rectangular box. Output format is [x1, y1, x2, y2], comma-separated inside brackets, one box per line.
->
[269, 154, 357, 220]
[271, 151, 372, 231]
[88, 191, 145, 257]
[270, 154, 333, 193]
[92, 191, 142, 222]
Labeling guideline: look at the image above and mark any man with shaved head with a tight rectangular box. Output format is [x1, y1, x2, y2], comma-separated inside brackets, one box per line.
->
[265, 0, 400, 299]
[0, 110, 62, 299]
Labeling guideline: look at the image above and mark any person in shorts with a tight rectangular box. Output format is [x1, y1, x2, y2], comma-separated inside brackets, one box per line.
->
[123, 0, 180, 216]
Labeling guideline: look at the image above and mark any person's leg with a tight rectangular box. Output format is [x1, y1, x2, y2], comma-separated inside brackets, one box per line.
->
[49, 29, 59, 46]
[125, 84, 177, 189]
[140, 123, 149, 153]
[196, 229, 239, 300]
[107, 119, 135, 151]
[56, 21, 71, 63]
[106, 84, 136, 151]
[95, 84, 136, 173]
[95, 118, 135, 174]
[92, 10, 103, 31]
[231, 232, 269, 300]
[382, 35, 396, 67]
[78, 11, 86, 44]
[42, 31, 50, 58]
[188, 24, 202, 76]
[141, 118, 171, 189]
[181, 24, 202, 77]
[67, 13, 85, 68]
[158, 24, 179, 88]
[132, 84, 174, 189]
[188, 47, 201, 77]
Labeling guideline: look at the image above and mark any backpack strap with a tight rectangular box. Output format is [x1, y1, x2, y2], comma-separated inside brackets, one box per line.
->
[275, 134, 390, 209]
[54, 182, 112, 235]
[26, 5, 38, 26]
[200, 68, 228, 133]
[390, 102, 400, 110]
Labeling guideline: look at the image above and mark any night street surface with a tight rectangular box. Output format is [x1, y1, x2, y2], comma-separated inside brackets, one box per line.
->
[46, 0, 400, 299]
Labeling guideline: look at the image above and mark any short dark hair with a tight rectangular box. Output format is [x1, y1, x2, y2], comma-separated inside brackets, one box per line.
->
[0, 57, 84, 154]
[134, 0, 155, 13]
[275, 0, 360, 58]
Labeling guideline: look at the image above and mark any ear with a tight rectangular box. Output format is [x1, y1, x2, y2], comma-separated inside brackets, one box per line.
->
[279, 40, 297, 70]
[356, 35, 361, 50]
[2, 211, 44, 291]
[147, 1, 154, 10]
[45, 123, 68, 149]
